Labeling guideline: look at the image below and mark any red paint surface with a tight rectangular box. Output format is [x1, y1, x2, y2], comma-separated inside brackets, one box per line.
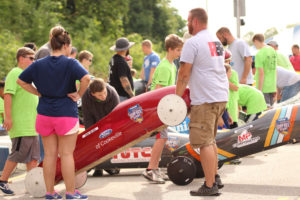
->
[39, 86, 190, 183]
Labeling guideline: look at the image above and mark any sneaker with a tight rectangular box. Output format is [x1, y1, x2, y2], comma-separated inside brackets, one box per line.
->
[215, 174, 224, 189]
[142, 169, 165, 184]
[190, 182, 219, 196]
[66, 190, 88, 200]
[0, 182, 14, 195]
[158, 169, 169, 181]
[45, 191, 62, 200]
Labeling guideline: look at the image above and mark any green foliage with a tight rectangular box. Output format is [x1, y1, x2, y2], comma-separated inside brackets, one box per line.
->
[124, 0, 186, 43]
[0, 0, 185, 80]
[243, 31, 254, 46]
[0, 30, 22, 79]
[264, 27, 278, 40]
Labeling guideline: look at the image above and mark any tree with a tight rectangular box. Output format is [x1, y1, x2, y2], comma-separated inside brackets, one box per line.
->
[124, 0, 185, 42]
[264, 27, 278, 40]
[243, 31, 254, 46]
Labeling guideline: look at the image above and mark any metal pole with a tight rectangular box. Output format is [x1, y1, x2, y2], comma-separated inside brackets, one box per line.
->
[236, 0, 241, 38]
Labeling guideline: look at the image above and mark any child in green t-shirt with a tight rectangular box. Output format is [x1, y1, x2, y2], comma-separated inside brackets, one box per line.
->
[224, 64, 239, 129]
[143, 34, 183, 184]
[252, 34, 277, 106]
[0, 47, 39, 195]
[238, 84, 267, 122]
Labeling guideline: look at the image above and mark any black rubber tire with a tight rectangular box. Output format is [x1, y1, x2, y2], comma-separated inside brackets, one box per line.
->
[167, 156, 196, 185]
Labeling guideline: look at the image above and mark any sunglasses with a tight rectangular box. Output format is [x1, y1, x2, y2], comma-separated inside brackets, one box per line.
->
[86, 58, 92, 62]
[24, 56, 35, 61]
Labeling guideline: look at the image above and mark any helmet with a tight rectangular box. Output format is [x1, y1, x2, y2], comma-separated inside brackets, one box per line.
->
[224, 49, 232, 61]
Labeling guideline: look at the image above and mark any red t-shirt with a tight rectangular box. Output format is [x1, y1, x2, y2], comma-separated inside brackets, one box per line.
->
[290, 55, 300, 71]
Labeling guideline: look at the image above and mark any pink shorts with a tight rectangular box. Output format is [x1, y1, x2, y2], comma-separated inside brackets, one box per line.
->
[36, 114, 79, 136]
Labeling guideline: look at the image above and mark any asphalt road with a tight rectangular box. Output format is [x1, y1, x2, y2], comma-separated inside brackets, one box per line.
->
[2, 143, 300, 200]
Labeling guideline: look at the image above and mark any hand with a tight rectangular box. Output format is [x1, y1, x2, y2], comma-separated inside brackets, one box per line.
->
[67, 92, 81, 102]
[3, 118, 12, 131]
[146, 83, 151, 92]
[239, 78, 247, 84]
[228, 115, 233, 125]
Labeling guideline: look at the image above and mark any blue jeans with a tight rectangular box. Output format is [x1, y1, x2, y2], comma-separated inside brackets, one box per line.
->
[281, 80, 300, 102]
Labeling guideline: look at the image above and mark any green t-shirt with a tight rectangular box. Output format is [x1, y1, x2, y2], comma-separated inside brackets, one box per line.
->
[277, 52, 295, 71]
[255, 46, 277, 93]
[227, 70, 239, 122]
[238, 84, 267, 114]
[0, 97, 4, 124]
[4, 67, 38, 138]
[151, 58, 176, 90]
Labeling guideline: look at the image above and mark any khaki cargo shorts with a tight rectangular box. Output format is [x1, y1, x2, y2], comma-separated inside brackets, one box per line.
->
[189, 102, 226, 148]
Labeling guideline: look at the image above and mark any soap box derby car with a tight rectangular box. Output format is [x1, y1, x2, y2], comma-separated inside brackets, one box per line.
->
[92, 89, 300, 186]
[24, 86, 189, 197]
[24, 85, 300, 197]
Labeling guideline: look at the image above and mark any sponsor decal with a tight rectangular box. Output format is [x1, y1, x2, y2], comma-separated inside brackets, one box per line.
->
[99, 129, 112, 139]
[82, 126, 99, 139]
[128, 104, 143, 123]
[276, 118, 290, 135]
[232, 130, 260, 148]
[95, 132, 122, 149]
[111, 147, 151, 163]
[166, 136, 179, 152]
[172, 117, 190, 134]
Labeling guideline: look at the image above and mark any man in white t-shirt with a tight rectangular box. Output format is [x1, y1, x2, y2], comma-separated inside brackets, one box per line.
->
[176, 8, 228, 196]
[277, 66, 300, 102]
[216, 27, 253, 85]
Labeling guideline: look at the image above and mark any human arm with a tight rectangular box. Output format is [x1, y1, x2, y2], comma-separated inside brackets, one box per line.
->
[229, 82, 239, 91]
[258, 68, 264, 91]
[240, 56, 252, 84]
[140, 68, 145, 80]
[81, 92, 96, 129]
[154, 84, 164, 90]
[110, 87, 120, 110]
[68, 74, 90, 102]
[120, 76, 134, 98]
[147, 67, 156, 88]
[3, 94, 12, 131]
[17, 79, 41, 97]
[176, 62, 192, 97]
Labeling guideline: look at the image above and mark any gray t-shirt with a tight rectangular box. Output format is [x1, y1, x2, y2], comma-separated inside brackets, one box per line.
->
[34, 42, 51, 60]
[228, 39, 253, 84]
[276, 66, 300, 89]
[180, 30, 228, 105]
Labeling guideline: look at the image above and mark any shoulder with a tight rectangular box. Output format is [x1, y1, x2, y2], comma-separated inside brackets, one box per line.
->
[151, 52, 160, 59]
[113, 54, 126, 64]
[107, 84, 118, 96]
[232, 69, 238, 76]
[7, 67, 22, 77]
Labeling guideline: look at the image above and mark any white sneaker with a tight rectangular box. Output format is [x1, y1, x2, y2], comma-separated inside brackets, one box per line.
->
[142, 169, 165, 184]
[158, 168, 169, 181]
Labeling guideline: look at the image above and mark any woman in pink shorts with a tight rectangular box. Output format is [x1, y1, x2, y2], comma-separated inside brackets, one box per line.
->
[17, 26, 90, 199]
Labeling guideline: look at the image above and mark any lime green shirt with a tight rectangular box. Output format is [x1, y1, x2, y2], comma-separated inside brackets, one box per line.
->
[0, 97, 4, 124]
[4, 67, 38, 138]
[277, 52, 295, 71]
[151, 58, 176, 90]
[255, 46, 277, 93]
[227, 70, 239, 122]
[238, 84, 267, 114]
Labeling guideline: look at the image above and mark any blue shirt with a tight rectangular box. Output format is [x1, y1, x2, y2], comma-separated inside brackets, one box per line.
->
[19, 55, 88, 117]
[143, 52, 160, 82]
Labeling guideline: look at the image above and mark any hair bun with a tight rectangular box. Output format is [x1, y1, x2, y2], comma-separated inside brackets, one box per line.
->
[51, 26, 65, 37]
